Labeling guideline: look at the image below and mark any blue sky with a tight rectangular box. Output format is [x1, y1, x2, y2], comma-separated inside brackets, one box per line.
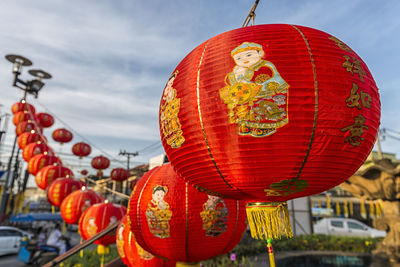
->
[0, 0, 399, 174]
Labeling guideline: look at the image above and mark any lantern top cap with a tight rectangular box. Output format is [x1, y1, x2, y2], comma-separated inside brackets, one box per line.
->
[231, 42, 263, 56]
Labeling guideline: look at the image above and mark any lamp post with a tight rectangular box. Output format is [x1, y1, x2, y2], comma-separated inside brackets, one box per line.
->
[0, 54, 52, 221]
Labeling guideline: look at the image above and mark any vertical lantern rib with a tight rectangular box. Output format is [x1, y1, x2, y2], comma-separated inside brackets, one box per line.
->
[290, 25, 319, 180]
[196, 42, 234, 189]
[185, 182, 189, 262]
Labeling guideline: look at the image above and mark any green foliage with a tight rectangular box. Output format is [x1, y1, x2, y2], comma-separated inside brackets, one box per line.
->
[61, 245, 119, 267]
[201, 233, 383, 266]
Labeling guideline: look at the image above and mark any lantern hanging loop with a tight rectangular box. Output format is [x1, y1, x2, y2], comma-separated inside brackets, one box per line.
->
[242, 0, 260, 27]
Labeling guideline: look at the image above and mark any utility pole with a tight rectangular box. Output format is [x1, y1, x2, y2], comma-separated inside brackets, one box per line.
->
[119, 150, 138, 195]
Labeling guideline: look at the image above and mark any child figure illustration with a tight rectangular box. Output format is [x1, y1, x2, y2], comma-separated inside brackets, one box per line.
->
[145, 185, 172, 238]
[219, 42, 290, 137]
[200, 195, 228, 237]
[116, 223, 125, 258]
[87, 217, 98, 236]
[160, 71, 185, 148]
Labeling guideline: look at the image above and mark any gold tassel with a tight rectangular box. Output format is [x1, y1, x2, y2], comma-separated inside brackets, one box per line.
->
[97, 245, 109, 255]
[246, 202, 292, 240]
[369, 201, 375, 219]
[326, 194, 332, 215]
[267, 239, 276, 267]
[51, 205, 55, 214]
[335, 201, 341, 216]
[176, 262, 200, 267]
[62, 221, 67, 234]
[349, 201, 354, 216]
[79, 238, 84, 258]
[343, 199, 349, 218]
[360, 199, 367, 219]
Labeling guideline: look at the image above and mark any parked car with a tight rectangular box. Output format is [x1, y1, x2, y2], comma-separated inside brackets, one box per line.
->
[0, 226, 33, 256]
[313, 218, 386, 238]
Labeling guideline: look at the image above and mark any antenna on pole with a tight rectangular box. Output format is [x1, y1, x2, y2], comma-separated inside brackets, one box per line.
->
[242, 0, 260, 27]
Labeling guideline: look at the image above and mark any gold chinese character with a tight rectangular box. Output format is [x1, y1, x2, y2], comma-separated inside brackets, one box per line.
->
[341, 115, 368, 147]
[329, 36, 352, 52]
[343, 55, 366, 82]
[360, 91, 372, 108]
[346, 83, 361, 109]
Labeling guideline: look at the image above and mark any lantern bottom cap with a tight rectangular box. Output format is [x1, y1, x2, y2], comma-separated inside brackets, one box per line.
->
[246, 201, 293, 240]
[176, 262, 201, 267]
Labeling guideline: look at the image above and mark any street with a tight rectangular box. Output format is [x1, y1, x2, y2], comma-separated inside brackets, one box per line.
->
[0, 254, 27, 267]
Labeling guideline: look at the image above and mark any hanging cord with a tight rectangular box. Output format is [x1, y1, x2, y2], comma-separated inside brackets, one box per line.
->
[242, 0, 260, 27]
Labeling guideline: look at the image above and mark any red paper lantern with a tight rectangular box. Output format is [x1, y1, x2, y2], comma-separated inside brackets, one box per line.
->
[15, 121, 42, 136]
[72, 142, 91, 159]
[79, 202, 126, 246]
[22, 142, 53, 162]
[110, 168, 129, 182]
[36, 112, 55, 128]
[11, 102, 35, 115]
[17, 132, 45, 150]
[35, 165, 74, 190]
[91, 155, 110, 177]
[159, 24, 380, 239]
[128, 163, 247, 265]
[27, 153, 62, 175]
[60, 188, 104, 224]
[117, 216, 175, 267]
[81, 169, 88, 176]
[52, 128, 73, 144]
[12, 111, 36, 126]
[47, 178, 86, 207]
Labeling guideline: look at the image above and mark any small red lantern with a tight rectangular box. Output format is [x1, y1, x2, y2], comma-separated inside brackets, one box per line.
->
[79, 202, 126, 247]
[47, 178, 86, 207]
[22, 142, 52, 162]
[35, 165, 74, 190]
[15, 121, 42, 136]
[60, 188, 104, 224]
[117, 216, 175, 267]
[91, 155, 110, 177]
[12, 111, 35, 126]
[72, 142, 91, 159]
[159, 24, 380, 239]
[27, 153, 61, 175]
[11, 102, 35, 115]
[81, 169, 88, 176]
[128, 163, 247, 265]
[17, 132, 45, 150]
[36, 112, 54, 128]
[52, 128, 73, 144]
[110, 168, 129, 182]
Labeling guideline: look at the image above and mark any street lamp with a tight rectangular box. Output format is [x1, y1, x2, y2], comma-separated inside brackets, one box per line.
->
[5, 54, 52, 98]
[0, 54, 52, 221]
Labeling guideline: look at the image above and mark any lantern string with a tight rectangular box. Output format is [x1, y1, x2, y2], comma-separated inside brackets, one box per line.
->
[242, 0, 260, 27]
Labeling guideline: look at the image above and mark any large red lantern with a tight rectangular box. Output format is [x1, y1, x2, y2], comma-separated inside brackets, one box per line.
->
[35, 165, 74, 190]
[128, 163, 247, 265]
[12, 111, 35, 126]
[11, 102, 35, 115]
[47, 178, 86, 207]
[117, 216, 174, 267]
[79, 202, 126, 247]
[159, 24, 380, 240]
[72, 142, 91, 159]
[15, 121, 42, 136]
[91, 155, 110, 177]
[27, 153, 61, 175]
[17, 132, 45, 150]
[36, 112, 54, 128]
[22, 142, 53, 162]
[60, 188, 104, 224]
[110, 168, 129, 182]
[52, 128, 73, 144]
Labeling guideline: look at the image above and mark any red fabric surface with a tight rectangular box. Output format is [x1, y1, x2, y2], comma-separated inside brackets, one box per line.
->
[72, 142, 91, 158]
[91, 155, 110, 170]
[79, 202, 126, 246]
[60, 188, 104, 224]
[11, 102, 35, 115]
[22, 142, 52, 162]
[36, 112, 55, 128]
[110, 168, 129, 182]
[17, 132, 45, 150]
[27, 154, 62, 175]
[128, 163, 247, 263]
[15, 121, 42, 136]
[47, 178, 85, 207]
[159, 24, 380, 202]
[35, 165, 74, 190]
[12, 111, 36, 126]
[52, 128, 73, 143]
